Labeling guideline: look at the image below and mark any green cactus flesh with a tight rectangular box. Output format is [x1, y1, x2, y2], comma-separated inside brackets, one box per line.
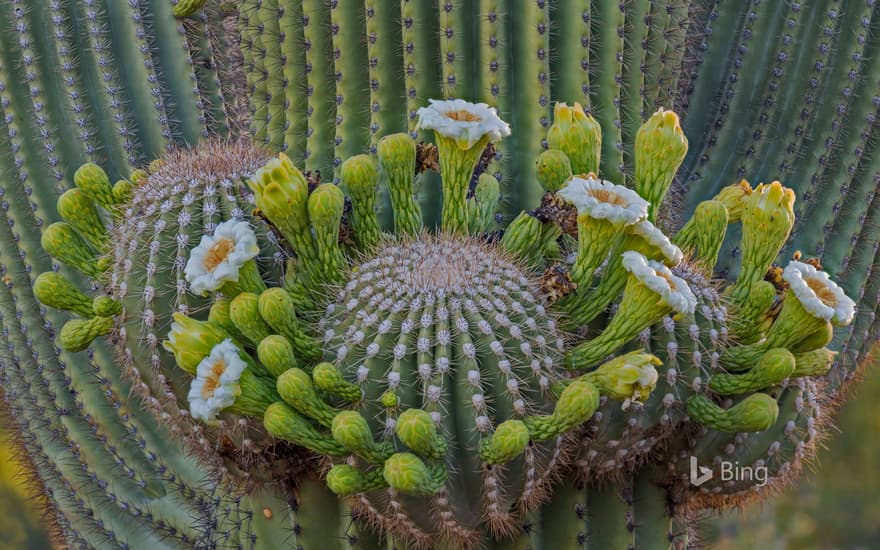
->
[0, 1, 878, 549]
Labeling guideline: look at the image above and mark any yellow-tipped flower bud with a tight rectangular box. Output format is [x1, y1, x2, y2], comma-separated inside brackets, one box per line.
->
[732, 181, 796, 300]
[713, 179, 752, 222]
[546, 102, 602, 175]
[163, 313, 228, 375]
[634, 108, 688, 220]
[536, 149, 573, 194]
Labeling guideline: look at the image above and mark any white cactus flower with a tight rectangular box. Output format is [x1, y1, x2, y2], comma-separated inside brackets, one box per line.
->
[783, 261, 855, 325]
[184, 219, 259, 295]
[416, 98, 511, 149]
[622, 251, 697, 315]
[188, 339, 247, 422]
[627, 220, 683, 266]
[558, 176, 649, 226]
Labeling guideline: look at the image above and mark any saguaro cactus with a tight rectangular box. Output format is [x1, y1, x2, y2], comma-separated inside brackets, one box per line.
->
[0, 1, 878, 549]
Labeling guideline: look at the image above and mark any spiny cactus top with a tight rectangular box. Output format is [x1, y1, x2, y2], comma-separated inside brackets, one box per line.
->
[34, 92, 858, 549]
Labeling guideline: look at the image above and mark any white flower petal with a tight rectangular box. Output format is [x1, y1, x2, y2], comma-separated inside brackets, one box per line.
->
[782, 261, 855, 325]
[558, 176, 649, 226]
[188, 339, 247, 422]
[416, 98, 511, 148]
[627, 220, 683, 266]
[184, 219, 259, 295]
[622, 251, 696, 314]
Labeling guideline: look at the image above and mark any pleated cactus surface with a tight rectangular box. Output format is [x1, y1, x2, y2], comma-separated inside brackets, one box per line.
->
[0, 1, 878, 549]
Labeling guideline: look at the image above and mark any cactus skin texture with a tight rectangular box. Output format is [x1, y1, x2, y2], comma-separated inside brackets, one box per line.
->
[0, 1, 878, 549]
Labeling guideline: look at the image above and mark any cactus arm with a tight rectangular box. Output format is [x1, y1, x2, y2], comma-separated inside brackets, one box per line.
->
[620, 0, 650, 177]
[552, 1, 591, 107]
[103, 0, 173, 154]
[330, 0, 371, 180]
[239, 0, 269, 143]
[279, 0, 308, 159]
[302, 0, 337, 174]
[365, 0, 406, 151]
[184, 13, 229, 138]
[787, 2, 874, 255]
[506, 0, 549, 217]
[592, 0, 625, 184]
[256, 0, 287, 149]
[653, 1, 688, 111]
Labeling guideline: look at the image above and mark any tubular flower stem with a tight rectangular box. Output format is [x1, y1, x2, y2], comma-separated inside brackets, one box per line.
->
[557, 176, 649, 291]
[729, 181, 795, 303]
[671, 199, 729, 272]
[416, 99, 510, 234]
[341, 154, 382, 251]
[307, 183, 348, 286]
[567, 252, 696, 369]
[568, 219, 682, 326]
[687, 393, 779, 434]
[264, 402, 348, 456]
[326, 464, 388, 496]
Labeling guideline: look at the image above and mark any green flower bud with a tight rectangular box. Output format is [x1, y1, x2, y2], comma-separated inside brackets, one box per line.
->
[59, 316, 114, 352]
[257, 335, 298, 378]
[582, 351, 662, 404]
[687, 393, 779, 433]
[277, 368, 339, 428]
[712, 179, 752, 223]
[546, 102, 601, 175]
[112, 180, 133, 204]
[709, 348, 795, 395]
[380, 390, 399, 409]
[128, 169, 149, 185]
[327, 464, 387, 496]
[499, 212, 542, 263]
[33, 272, 94, 317]
[57, 188, 107, 249]
[672, 199, 729, 272]
[263, 402, 346, 456]
[229, 292, 273, 346]
[74, 162, 115, 208]
[396, 409, 446, 460]
[257, 288, 322, 361]
[92, 297, 122, 317]
[341, 154, 381, 251]
[523, 380, 600, 440]
[173, 0, 207, 18]
[377, 133, 421, 237]
[41, 222, 100, 277]
[307, 184, 347, 284]
[634, 108, 688, 220]
[331, 410, 391, 464]
[535, 149, 573, 194]
[163, 312, 228, 374]
[382, 452, 446, 496]
[468, 173, 501, 234]
[313, 362, 362, 402]
[792, 348, 836, 378]
[479, 419, 530, 464]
